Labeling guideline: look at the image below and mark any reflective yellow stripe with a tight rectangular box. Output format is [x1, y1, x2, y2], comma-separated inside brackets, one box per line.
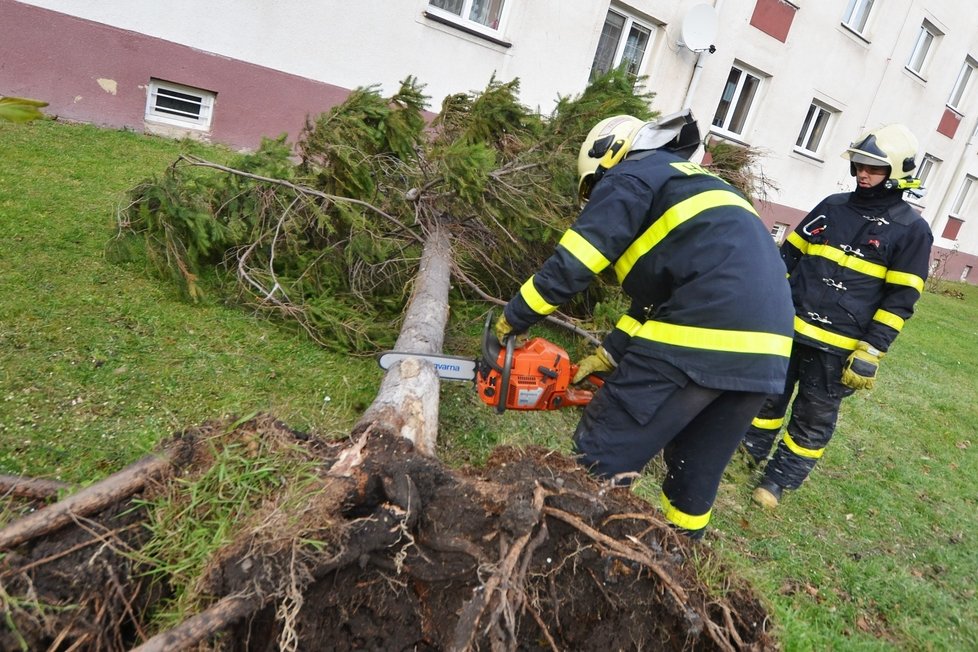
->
[885, 269, 925, 293]
[752, 416, 784, 431]
[793, 316, 859, 351]
[614, 190, 757, 282]
[787, 231, 808, 252]
[518, 276, 558, 316]
[873, 309, 905, 333]
[660, 492, 711, 530]
[559, 229, 610, 274]
[783, 432, 825, 459]
[636, 320, 793, 357]
[807, 243, 886, 278]
[615, 314, 642, 336]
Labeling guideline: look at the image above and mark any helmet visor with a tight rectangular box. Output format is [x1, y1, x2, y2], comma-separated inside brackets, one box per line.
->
[848, 152, 890, 168]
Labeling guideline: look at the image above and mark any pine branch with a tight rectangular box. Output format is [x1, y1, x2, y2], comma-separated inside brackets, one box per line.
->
[177, 155, 424, 245]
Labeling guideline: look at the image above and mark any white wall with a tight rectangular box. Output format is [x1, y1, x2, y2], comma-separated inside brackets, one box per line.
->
[16, 0, 978, 274]
[20, 0, 607, 114]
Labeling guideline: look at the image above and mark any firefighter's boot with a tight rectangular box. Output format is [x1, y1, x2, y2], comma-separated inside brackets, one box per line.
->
[752, 479, 784, 509]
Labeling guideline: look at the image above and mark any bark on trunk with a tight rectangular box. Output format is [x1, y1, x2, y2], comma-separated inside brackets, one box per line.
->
[355, 223, 452, 455]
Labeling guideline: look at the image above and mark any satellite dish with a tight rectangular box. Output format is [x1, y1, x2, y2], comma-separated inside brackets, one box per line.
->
[679, 4, 718, 53]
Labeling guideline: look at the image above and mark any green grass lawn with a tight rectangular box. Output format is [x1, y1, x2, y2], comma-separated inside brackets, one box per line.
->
[2, 119, 976, 650]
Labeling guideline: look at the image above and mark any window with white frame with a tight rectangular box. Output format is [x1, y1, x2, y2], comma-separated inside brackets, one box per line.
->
[961, 265, 973, 281]
[589, 8, 654, 82]
[948, 58, 977, 111]
[842, 0, 874, 35]
[712, 65, 762, 136]
[770, 222, 789, 244]
[795, 101, 834, 155]
[145, 79, 215, 130]
[907, 21, 941, 77]
[950, 175, 974, 216]
[916, 154, 940, 188]
[427, 0, 506, 33]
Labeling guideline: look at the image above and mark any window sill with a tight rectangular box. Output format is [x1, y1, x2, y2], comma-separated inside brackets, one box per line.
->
[839, 23, 871, 44]
[791, 147, 824, 163]
[145, 115, 210, 131]
[423, 11, 511, 48]
[707, 129, 750, 147]
[904, 66, 928, 83]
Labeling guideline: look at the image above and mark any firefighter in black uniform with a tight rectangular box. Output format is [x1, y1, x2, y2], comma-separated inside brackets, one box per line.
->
[495, 110, 795, 538]
[744, 124, 934, 509]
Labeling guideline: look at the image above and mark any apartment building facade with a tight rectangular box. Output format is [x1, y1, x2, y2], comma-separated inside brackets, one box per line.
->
[2, 0, 976, 282]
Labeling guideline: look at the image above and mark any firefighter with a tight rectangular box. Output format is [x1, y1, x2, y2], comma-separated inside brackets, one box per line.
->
[495, 110, 795, 538]
[744, 124, 934, 508]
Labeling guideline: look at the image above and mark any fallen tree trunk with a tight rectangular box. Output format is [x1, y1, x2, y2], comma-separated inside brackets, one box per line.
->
[129, 225, 457, 649]
[354, 222, 453, 455]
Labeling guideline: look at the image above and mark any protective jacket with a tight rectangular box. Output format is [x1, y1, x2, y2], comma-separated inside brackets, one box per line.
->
[504, 149, 794, 395]
[783, 188, 933, 356]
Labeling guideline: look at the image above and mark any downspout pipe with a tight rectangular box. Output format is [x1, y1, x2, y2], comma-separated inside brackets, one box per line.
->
[682, 0, 723, 111]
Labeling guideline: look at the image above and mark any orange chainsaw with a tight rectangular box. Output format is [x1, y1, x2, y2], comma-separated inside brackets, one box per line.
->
[377, 312, 603, 413]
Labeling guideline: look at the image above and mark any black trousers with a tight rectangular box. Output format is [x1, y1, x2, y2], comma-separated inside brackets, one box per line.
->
[742, 343, 855, 489]
[573, 355, 765, 534]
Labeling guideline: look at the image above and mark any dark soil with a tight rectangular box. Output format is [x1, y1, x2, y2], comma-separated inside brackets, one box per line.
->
[0, 415, 776, 651]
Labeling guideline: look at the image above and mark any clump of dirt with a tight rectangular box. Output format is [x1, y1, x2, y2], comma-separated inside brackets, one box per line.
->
[0, 415, 775, 651]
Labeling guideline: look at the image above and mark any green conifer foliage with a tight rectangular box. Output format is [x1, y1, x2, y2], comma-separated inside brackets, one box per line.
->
[118, 70, 775, 351]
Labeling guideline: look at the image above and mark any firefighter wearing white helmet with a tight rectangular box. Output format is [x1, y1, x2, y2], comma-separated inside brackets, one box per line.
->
[844, 123, 923, 190]
[495, 109, 795, 539]
[744, 124, 934, 509]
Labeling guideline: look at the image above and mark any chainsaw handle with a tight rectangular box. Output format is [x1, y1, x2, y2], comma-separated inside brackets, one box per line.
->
[481, 311, 504, 373]
[582, 373, 606, 388]
[496, 336, 515, 414]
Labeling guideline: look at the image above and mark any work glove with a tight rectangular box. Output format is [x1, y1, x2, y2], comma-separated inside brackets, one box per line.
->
[572, 346, 615, 384]
[841, 341, 884, 390]
[494, 314, 527, 346]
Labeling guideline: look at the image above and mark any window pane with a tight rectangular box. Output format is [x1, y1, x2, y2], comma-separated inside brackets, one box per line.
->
[429, 0, 463, 16]
[796, 104, 816, 147]
[806, 107, 829, 151]
[621, 23, 651, 76]
[917, 156, 935, 185]
[949, 63, 973, 107]
[951, 177, 974, 214]
[908, 28, 933, 72]
[844, 0, 873, 32]
[713, 68, 742, 128]
[155, 89, 203, 119]
[468, 0, 504, 29]
[728, 73, 759, 134]
[590, 11, 626, 81]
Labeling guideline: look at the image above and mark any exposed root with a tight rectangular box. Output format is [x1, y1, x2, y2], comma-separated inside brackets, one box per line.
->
[1, 416, 776, 652]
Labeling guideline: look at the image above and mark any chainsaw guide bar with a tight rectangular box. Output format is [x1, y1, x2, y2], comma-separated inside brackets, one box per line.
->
[376, 351, 478, 381]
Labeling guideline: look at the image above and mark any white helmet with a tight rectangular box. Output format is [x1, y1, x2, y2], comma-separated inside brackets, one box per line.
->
[843, 124, 919, 182]
[577, 110, 701, 202]
[577, 115, 645, 203]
